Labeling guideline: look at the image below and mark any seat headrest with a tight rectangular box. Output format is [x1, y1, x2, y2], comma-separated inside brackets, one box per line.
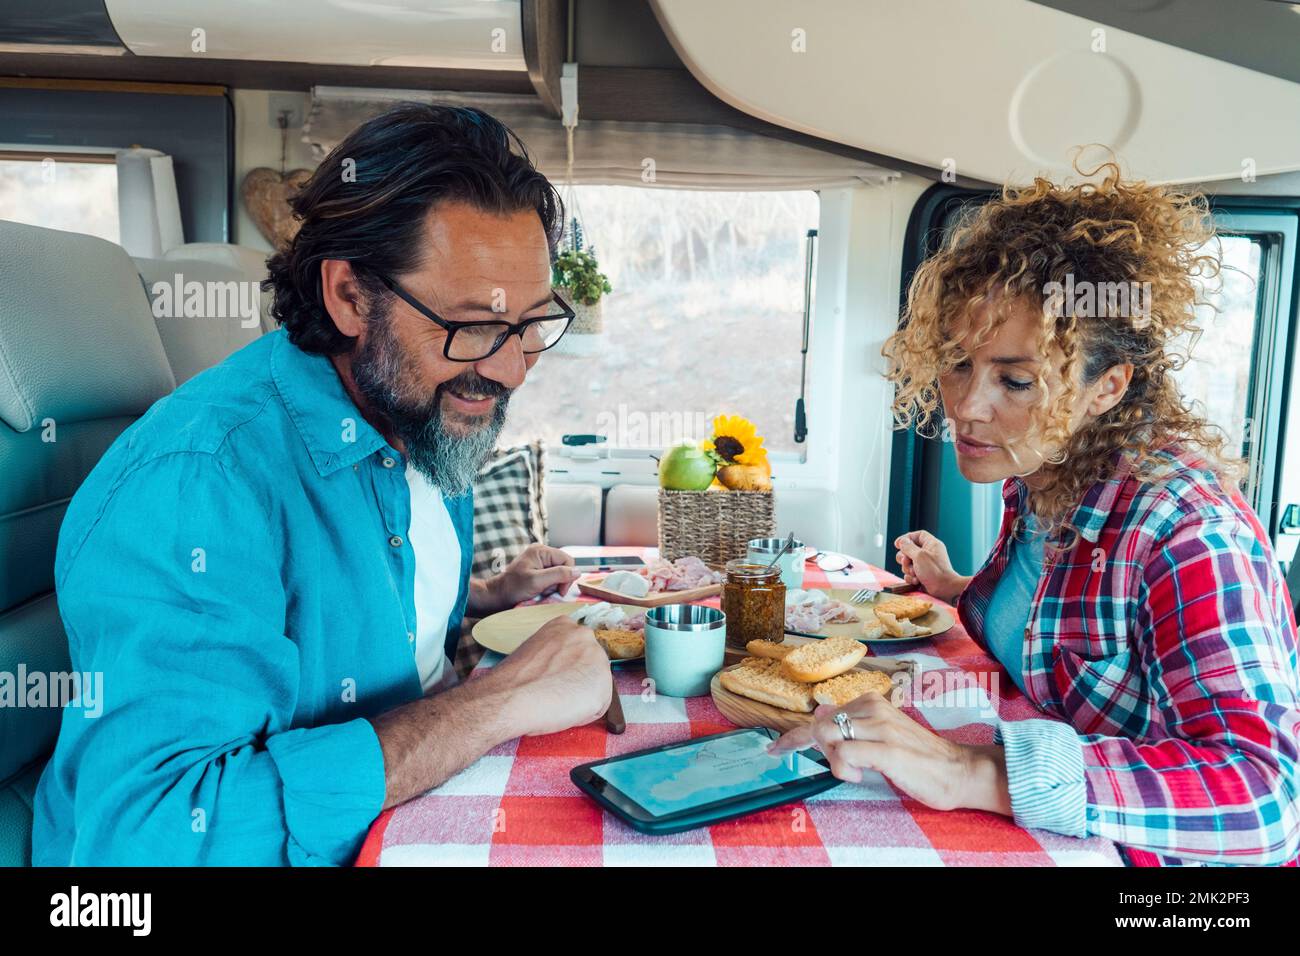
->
[135, 256, 268, 384]
[159, 243, 276, 334]
[0, 220, 175, 433]
[163, 242, 269, 280]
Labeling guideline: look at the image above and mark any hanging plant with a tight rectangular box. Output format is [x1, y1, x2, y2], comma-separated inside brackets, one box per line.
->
[552, 249, 612, 307]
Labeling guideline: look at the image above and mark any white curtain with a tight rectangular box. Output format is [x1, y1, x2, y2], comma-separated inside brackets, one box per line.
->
[115, 147, 184, 257]
[303, 86, 895, 191]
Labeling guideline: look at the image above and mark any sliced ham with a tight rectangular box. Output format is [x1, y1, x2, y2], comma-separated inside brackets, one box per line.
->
[641, 556, 724, 592]
[785, 604, 824, 633]
[819, 601, 860, 624]
[784, 590, 859, 631]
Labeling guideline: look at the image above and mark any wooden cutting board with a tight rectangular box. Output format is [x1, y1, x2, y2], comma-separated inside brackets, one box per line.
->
[577, 575, 721, 607]
[710, 641, 918, 733]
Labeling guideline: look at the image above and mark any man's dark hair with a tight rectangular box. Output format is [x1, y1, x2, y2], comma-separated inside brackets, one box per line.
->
[266, 103, 563, 355]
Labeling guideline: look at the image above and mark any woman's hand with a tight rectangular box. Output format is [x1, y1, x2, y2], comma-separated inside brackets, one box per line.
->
[894, 530, 970, 603]
[768, 694, 1011, 815]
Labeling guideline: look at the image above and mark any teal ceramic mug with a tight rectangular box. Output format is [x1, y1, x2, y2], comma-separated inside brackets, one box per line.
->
[644, 604, 727, 698]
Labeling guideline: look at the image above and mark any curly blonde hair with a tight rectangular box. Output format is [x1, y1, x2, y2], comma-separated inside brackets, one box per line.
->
[882, 158, 1245, 542]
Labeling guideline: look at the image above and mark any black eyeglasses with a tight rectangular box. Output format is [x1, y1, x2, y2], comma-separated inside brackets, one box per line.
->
[376, 274, 576, 362]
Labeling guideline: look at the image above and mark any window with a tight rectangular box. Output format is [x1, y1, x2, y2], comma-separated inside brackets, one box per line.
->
[1172, 213, 1296, 541]
[0, 152, 119, 244]
[499, 186, 820, 458]
[1172, 234, 1263, 461]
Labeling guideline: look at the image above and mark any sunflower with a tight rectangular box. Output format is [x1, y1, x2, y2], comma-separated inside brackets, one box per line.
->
[702, 414, 769, 469]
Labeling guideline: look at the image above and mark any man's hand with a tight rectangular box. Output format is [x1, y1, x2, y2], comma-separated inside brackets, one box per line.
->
[768, 694, 1010, 815]
[487, 615, 612, 736]
[370, 614, 611, 809]
[470, 543, 581, 615]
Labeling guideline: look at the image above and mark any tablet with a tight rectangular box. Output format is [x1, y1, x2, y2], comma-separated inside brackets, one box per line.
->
[571, 555, 646, 569]
[570, 727, 838, 834]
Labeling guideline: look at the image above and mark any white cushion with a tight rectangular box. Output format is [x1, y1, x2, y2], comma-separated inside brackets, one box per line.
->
[545, 483, 602, 546]
[604, 484, 659, 547]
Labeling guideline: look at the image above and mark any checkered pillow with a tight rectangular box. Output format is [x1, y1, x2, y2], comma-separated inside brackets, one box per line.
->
[456, 441, 548, 678]
[471, 440, 547, 578]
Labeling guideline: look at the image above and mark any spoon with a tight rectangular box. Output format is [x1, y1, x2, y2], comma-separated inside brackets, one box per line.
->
[765, 533, 796, 572]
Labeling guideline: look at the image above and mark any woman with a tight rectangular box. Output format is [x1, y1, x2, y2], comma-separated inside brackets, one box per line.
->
[773, 163, 1300, 866]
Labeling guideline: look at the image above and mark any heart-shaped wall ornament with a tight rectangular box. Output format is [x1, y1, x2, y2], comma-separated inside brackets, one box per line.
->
[241, 166, 313, 250]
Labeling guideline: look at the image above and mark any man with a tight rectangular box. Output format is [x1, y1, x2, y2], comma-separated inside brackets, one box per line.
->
[33, 104, 612, 866]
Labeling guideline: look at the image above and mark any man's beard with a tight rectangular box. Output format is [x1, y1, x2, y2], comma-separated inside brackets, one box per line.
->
[350, 302, 511, 498]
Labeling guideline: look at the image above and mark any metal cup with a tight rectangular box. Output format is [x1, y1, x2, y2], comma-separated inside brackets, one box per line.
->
[643, 604, 727, 698]
[747, 536, 805, 590]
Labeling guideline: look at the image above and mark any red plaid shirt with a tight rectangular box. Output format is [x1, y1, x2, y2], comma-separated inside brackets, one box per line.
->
[958, 446, 1300, 866]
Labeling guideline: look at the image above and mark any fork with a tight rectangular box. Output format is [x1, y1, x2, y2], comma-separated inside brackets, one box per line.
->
[849, 588, 879, 605]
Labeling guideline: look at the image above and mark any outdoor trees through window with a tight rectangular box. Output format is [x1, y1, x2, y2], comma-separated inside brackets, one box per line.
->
[500, 186, 820, 458]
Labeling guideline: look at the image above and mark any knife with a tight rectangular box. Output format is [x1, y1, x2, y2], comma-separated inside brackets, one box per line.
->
[883, 582, 921, 594]
[604, 674, 626, 734]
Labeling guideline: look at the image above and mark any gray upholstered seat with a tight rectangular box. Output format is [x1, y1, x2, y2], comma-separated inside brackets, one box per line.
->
[135, 254, 270, 385]
[0, 220, 175, 865]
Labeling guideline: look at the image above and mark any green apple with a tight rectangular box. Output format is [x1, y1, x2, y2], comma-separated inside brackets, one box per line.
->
[658, 442, 716, 491]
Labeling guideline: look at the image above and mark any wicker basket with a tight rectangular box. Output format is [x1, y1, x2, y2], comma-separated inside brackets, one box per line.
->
[566, 296, 603, 334]
[657, 489, 776, 570]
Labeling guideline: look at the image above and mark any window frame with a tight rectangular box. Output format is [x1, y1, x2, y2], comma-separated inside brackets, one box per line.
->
[0, 148, 117, 166]
[1210, 209, 1297, 541]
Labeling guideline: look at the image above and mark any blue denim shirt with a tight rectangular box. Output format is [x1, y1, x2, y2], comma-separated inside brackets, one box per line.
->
[33, 329, 474, 866]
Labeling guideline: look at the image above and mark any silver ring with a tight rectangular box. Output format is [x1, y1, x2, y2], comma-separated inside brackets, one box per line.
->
[834, 711, 855, 741]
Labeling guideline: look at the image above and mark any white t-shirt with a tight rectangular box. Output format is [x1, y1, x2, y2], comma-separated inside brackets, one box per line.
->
[405, 463, 463, 694]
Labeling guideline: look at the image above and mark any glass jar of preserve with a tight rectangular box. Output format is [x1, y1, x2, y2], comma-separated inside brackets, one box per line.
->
[721, 560, 785, 650]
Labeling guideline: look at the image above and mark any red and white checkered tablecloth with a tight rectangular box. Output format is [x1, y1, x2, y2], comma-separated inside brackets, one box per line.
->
[356, 547, 1124, 866]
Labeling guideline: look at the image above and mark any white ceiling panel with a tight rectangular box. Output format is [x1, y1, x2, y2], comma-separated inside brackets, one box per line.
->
[651, 0, 1300, 184]
[105, 0, 527, 71]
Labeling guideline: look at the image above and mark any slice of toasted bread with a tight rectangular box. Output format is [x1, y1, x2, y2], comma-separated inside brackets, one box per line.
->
[874, 595, 933, 621]
[780, 635, 867, 683]
[745, 639, 793, 660]
[812, 669, 894, 707]
[738, 656, 778, 671]
[858, 607, 885, 641]
[593, 627, 645, 660]
[876, 610, 932, 639]
[718, 664, 815, 713]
